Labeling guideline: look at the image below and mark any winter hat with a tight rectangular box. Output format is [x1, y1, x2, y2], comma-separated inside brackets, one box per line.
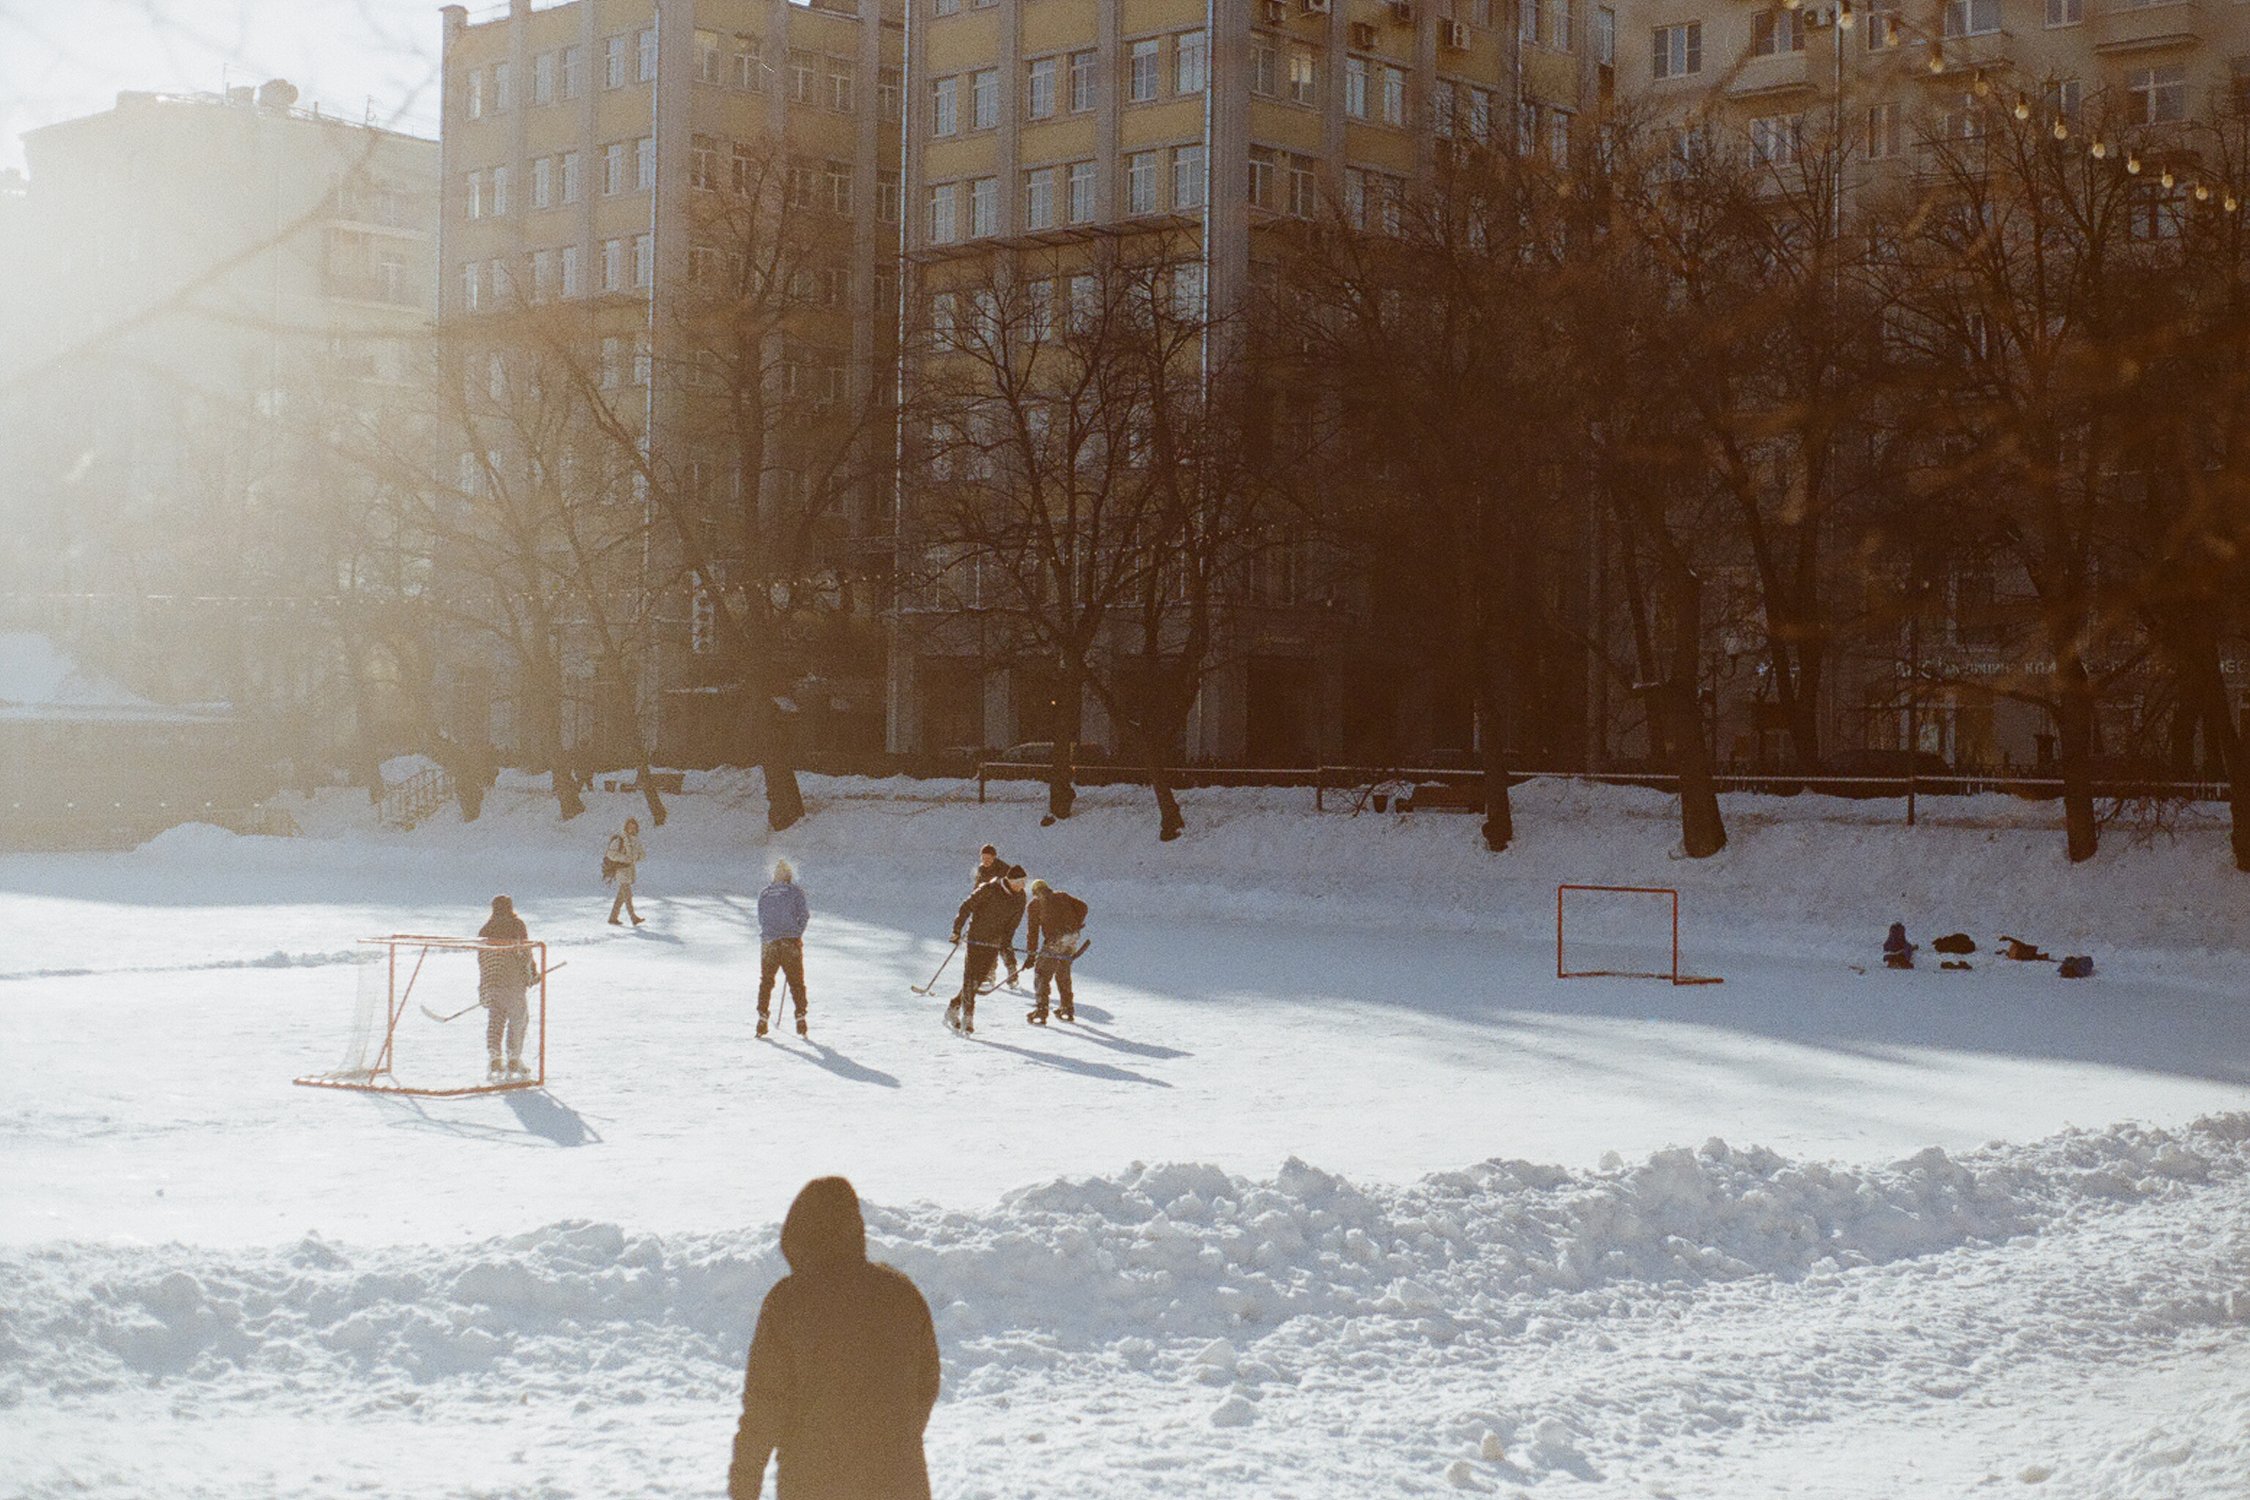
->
[773, 858, 794, 882]
[1006, 864, 1027, 880]
[979, 843, 997, 856]
[1029, 878, 1051, 898]
[779, 1176, 867, 1271]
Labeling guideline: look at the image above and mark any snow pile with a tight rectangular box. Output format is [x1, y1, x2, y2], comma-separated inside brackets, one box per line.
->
[6, 1115, 2242, 1416]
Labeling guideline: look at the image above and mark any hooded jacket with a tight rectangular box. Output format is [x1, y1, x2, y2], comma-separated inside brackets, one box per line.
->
[953, 874, 1026, 947]
[1024, 890, 1088, 954]
[729, 1178, 941, 1500]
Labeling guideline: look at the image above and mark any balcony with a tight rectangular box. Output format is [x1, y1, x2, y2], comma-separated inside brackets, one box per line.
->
[1728, 52, 1814, 101]
[2092, 0, 2203, 54]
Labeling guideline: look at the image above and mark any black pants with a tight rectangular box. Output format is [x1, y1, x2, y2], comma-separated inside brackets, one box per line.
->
[759, 939, 808, 1017]
[952, 943, 1001, 1016]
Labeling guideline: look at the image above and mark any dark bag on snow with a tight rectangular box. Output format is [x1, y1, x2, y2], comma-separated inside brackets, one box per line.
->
[1933, 933, 1976, 955]
[2058, 955, 2094, 979]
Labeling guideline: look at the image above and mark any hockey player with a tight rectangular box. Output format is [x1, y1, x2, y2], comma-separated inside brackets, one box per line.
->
[756, 859, 812, 1038]
[946, 864, 1027, 1034]
[1022, 878, 1088, 1025]
[969, 843, 1019, 984]
[605, 817, 647, 926]
[478, 895, 539, 1078]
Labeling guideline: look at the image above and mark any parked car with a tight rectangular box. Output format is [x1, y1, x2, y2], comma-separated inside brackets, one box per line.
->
[995, 741, 1111, 765]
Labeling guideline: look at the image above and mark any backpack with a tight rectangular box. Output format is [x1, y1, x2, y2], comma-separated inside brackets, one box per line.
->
[2058, 955, 2094, 979]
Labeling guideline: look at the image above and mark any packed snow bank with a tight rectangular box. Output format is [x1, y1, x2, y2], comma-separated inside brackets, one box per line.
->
[5, 1117, 2246, 1496]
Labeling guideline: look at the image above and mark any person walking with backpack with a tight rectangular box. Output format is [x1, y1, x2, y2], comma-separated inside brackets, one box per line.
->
[1022, 878, 1088, 1025]
[756, 859, 812, 1038]
[605, 817, 646, 926]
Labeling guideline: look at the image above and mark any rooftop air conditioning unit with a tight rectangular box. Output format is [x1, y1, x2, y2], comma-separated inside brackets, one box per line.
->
[1441, 18, 1470, 49]
[1350, 20, 1378, 48]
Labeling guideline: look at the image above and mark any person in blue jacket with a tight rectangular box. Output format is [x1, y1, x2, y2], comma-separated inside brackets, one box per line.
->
[757, 860, 812, 1037]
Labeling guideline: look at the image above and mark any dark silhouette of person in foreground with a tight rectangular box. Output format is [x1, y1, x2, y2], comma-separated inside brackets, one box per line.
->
[730, 1177, 941, 1500]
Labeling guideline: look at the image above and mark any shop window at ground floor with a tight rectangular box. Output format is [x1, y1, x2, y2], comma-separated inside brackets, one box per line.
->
[918, 656, 985, 753]
[1246, 657, 1317, 766]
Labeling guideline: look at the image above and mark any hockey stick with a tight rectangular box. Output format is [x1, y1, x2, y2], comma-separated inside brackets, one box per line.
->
[909, 940, 960, 996]
[420, 962, 569, 1023]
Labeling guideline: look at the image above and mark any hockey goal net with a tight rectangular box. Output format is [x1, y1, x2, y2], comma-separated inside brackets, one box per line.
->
[295, 934, 549, 1096]
[1556, 885, 1723, 986]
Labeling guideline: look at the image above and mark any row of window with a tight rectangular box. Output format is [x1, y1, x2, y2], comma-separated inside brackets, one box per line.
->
[1739, 65, 2181, 168]
[1663, 0, 2115, 83]
[691, 28, 904, 118]
[461, 30, 654, 119]
[458, 234, 653, 311]
[462, 138, 655, 219]
[927, 145, 1208, 243]
[686, 135, 905, 221]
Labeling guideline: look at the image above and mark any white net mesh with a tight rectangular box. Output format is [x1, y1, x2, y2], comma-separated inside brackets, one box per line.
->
[1558, 886, 1678, 981]
[300, 937, 546, 1093]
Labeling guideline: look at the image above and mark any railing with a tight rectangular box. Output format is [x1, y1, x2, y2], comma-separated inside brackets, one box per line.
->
[0, 799, 302, 849]
[379, 767, 454, 829]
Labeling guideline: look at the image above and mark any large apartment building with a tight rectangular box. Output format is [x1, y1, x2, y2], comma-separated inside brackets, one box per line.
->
[1, 85, 437, 757]
[892, 0, 1619, 764]
[437, 0, 905, 766]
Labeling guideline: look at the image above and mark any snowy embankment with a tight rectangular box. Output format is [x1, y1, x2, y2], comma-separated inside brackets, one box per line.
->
[5, 1115, 2248, 1496]
[3, 774, 2249, 1496]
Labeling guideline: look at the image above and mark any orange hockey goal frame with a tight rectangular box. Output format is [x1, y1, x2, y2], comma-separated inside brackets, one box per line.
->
[294, 934, 549, 1097]
[1555, 885, 1724, 986]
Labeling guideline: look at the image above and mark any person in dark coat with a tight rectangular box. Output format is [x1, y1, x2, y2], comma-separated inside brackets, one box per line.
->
[968, 843, 1018, 983]
[1883, 921, 1916, 971]
[729, 1177, 940, 1500]
[947, 865, 1026, 1034]
[477, 895, 538, 1077]
[1022, 878, 1088, 1025]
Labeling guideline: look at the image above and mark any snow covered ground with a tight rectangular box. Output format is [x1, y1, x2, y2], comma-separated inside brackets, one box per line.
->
[3, 773, 2247, 1497]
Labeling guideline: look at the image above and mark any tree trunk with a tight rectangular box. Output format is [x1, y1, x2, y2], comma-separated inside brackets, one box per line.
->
[1666, 570, 1727, 858]
[1151, 760, 1184, 842]
[1045, 666, 1081, 823]
[2053, 649, 2099, 864]
[1473, 652, 1514, 854]
[2157, 616, 2248, 871]
[551, 765, 585, 821]
[635, 754, 667, 828]
[744, 687, 804, 831]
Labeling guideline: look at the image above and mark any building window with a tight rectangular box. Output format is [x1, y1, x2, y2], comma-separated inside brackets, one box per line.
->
[562, 44, 584, 98]
[691, 135, 717, 191]
[1172, 262, 1205, 323]
[1863, 0, 1901, 49]
[697, 29, 722, 84]
[1127, 151, 1160, 214]
[1865, 101, 1901, 159]
[1174, 143, 1206, 210]
[602, 238, 625, 292]
[829, 57, 855, 113]
[1249, 146, 1275, 208]
[1381, 65, 1406, 126]
[2045, 0, 2081, 24]
[1067, 160, 1096, 222]
[970, 176, 998, 236]
[634, 233, 654, 289]
[789, 50, 816, 101]
[688, 243, 718, 284]
[1177, 30, 1208, 93]
[638, 27, 658, 82]
[561, 151, 581, 204]
[878, 171, 901, 223]
[533, 156, 553, 208]
[534, 52, 555, 105]
[561, 244, 581, 297]
[2129, 64, 2186, 124]
[1252, 39, 1278, 97]
[735, 35, 762, 90]
[636, 136, 657, 191]
[935, 0, 959, 14]
[1069, 50, 1098, 112]
[972, 68, 999, 129]
[1752, 9, 1805, 55]
[2046, 77, 2083, 119]
[493, 61, 513, 112]
[1550, 0, 1573, 50]
[1288, 47, 1317, 105]
[732, 142, 759, 195]
[929, 182, 959, 243]
[1028, 57, 1056, 119]
[1520, 0, 1543, 44]
[465, 169, 483, 219]
[788, 159, 817, 210]
[1942, 0, 1999, 37]
[1750, 114, 1802, 166]
[604, 142, 625, 195]
[606, 34, 629, 89]
[1287, 154, 1317, 218]
[825, 160, 852, 214]
[463, 259, 480, 310]
[1068, 272, 1098, 332]
[1129, 39, 1160, 103]
[879, 66, 903, 118]
[531, 248, 553, 302]
[1652, 21, 1701, 79]
[1467, 87, 1494, 142]
[490, 164, 509, 215]
[1345, 56, 1368, 119]
[466, 68, 483, 119]
[933, 75, 959, 136]
[1548, 107, 1571, 165]
[1593, 6, 1615, 66]
[1025, 167, 1056, 229]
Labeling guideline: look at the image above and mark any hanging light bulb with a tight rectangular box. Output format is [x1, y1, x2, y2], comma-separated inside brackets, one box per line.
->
[2090, 141, 2107, 160]
[2228, 195, 2242, 214]
[2126, 154, 2142, 175]
[1974, 74, 1992, 99]
[2052, 119, 2070, 141]
[2194, 183, 2210, 202]
[1837, 2, 1856, 30]
[2160, 169, 2174, 190]
[2014, 96, 2031, 122]
[1927, 47, 1946, 75]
